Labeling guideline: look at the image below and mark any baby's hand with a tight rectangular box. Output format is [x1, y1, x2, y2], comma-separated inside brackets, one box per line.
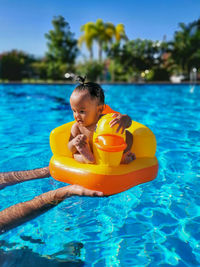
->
[73, 134, 88, 148]
[109, 113, 132, 134]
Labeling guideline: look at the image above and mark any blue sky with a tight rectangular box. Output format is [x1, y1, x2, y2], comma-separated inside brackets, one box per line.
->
[0, 0, 199, 60]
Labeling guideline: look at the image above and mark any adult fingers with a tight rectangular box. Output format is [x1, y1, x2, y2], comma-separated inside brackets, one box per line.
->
[69, 185, 104, 197]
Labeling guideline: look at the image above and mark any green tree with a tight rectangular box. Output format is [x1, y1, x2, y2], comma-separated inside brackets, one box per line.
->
[0, 50, 35, 81]
[110, 39, 167, 71]
[169, 19, 200, 75]
[76, 60, 104, 82]
[31, 59, 48, 80]
[45, 16, 79, 79]
[107, 39, 169, 81]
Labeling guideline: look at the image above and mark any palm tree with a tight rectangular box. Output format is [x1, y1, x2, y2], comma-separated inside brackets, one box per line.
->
[94, 19, 114, 62]
[78, 22, 96, 60]
[79, 19, 128, 62]
[94, 19, 128, 62]
[115, 23, 127, 42]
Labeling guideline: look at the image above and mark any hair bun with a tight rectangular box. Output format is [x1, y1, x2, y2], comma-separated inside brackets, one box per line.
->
[64, 73, 86, 84]
[76, 75, 86, 84]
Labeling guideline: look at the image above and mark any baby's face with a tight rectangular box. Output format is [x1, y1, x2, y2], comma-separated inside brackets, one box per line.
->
[70, 90, 103, 127]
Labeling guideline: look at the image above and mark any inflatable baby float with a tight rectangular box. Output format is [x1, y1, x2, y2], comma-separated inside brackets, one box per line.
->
[49, 111, 158, 195]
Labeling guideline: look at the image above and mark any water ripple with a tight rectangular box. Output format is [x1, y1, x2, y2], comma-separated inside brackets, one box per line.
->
[0, 84, 200, 266]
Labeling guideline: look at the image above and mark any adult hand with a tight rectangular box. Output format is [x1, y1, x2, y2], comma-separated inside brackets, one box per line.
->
[53, 184, 104, 201]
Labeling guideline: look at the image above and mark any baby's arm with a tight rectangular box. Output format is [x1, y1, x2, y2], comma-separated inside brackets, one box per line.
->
[68, 123, 80, 154]
[109, 113, 132, 133]
[110, 113, 136, 164]
[68, 124, 95, 164]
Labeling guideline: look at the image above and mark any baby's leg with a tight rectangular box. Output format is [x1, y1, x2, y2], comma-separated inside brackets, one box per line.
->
[121, 131, 136, 164]
[73, 153, 89, 163]
[121, 151, 136, 164]
[73, 134, 95, 164]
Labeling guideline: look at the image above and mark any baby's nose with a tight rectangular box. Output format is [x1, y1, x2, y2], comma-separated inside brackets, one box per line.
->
[76, 113, 81, 119]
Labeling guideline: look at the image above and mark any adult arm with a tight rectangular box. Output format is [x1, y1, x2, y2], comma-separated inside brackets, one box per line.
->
[0, 185, 103, 234]
[0, 167, 50, 189]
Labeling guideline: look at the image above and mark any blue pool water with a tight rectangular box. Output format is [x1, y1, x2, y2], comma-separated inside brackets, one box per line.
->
[0, 84, 199, 266]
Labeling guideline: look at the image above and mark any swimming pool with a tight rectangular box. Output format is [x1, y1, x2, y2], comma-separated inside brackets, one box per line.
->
[0, 83, 199, 266]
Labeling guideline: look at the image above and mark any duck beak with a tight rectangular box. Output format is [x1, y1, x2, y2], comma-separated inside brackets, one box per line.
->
[94, 134, 127, 152]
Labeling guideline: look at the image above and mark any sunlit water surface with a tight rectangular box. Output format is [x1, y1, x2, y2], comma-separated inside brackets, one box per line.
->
[0, 84, 199, 266]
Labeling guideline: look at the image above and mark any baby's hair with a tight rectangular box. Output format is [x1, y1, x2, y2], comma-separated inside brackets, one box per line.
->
[65, 73, 105, 105]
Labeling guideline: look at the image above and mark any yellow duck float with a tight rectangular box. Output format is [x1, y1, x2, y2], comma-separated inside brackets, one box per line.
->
[49, 111, 158, 195]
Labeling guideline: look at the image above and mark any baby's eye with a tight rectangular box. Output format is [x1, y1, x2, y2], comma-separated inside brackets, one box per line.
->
[80, 110, 85, 114]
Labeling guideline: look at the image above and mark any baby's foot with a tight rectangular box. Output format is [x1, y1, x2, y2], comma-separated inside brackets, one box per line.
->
[121, 151, 136, 164]
[74, 134, 95, 163]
